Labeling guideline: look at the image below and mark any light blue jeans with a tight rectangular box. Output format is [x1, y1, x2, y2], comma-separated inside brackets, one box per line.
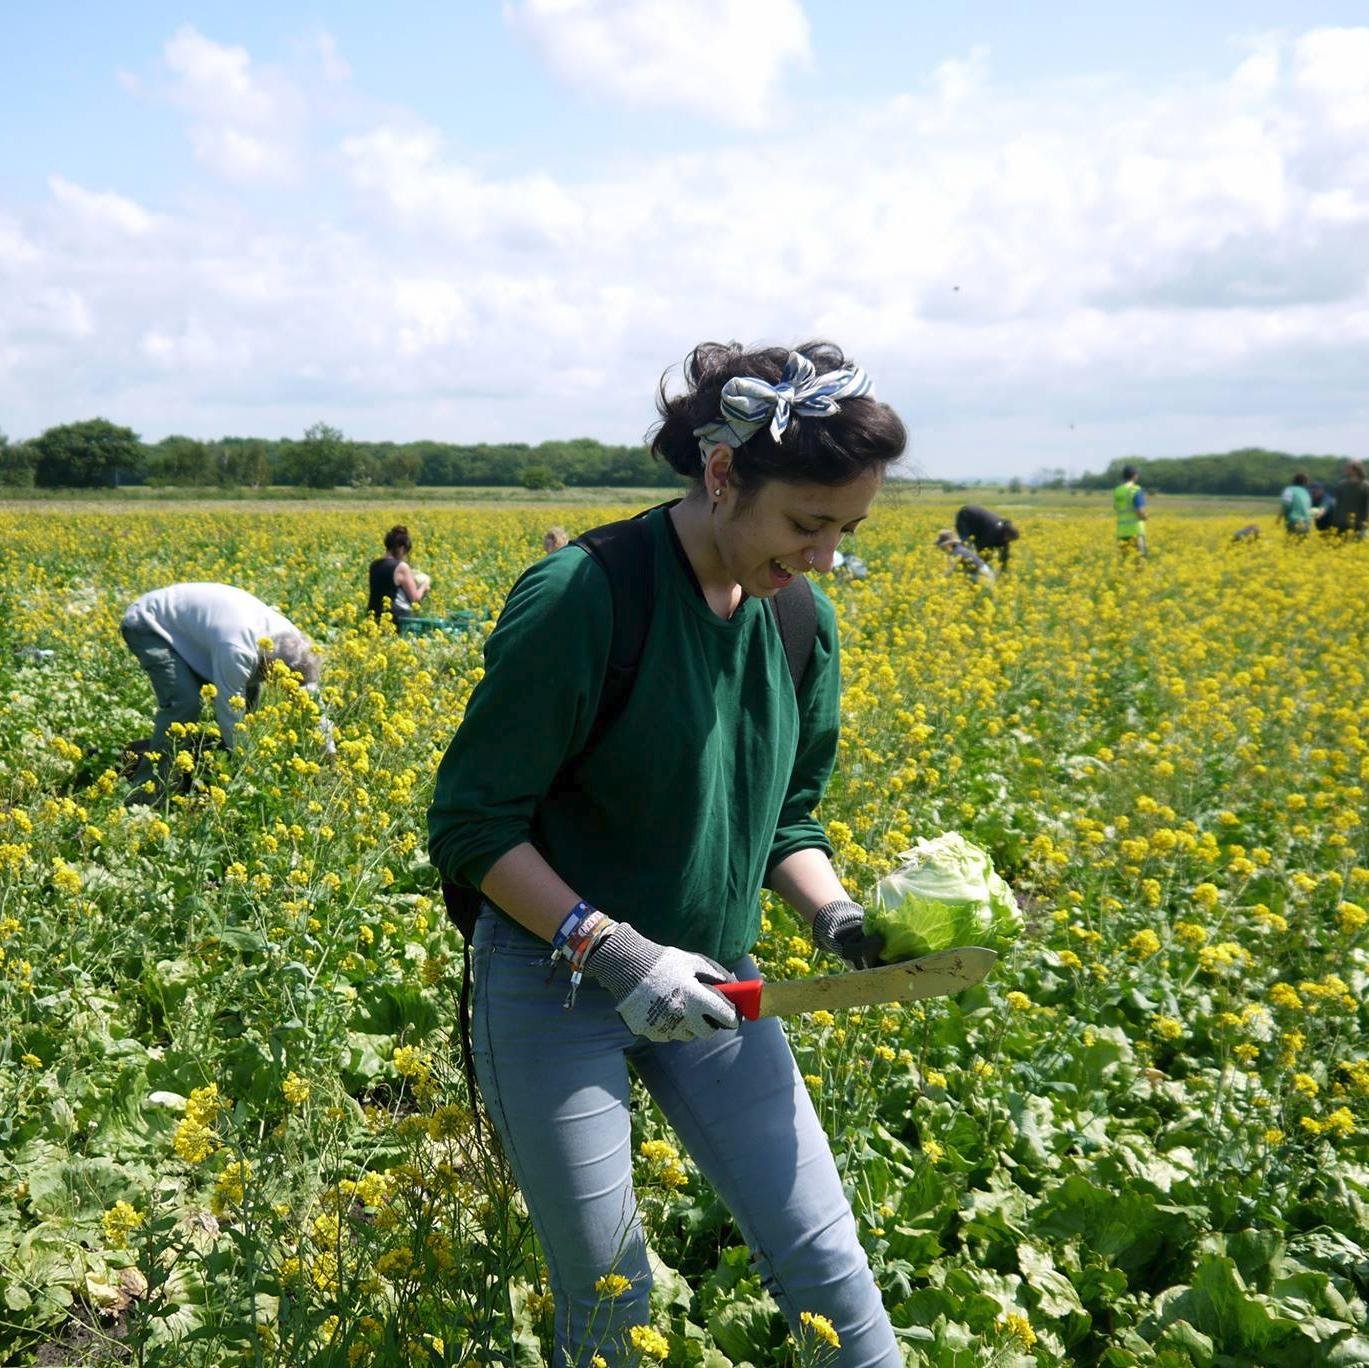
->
[120, 621, 208, 801]
[471, 913, 902, 1367]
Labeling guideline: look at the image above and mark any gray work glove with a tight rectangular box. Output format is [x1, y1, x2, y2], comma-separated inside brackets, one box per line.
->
[811, 900, 884, 970]
[585, 923, 739, 1042]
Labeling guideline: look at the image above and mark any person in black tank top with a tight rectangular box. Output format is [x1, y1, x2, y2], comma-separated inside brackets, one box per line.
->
[368, 525, 429, 622]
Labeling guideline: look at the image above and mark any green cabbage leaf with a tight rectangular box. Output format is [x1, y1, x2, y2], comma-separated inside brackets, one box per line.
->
[867, 832, 1023, 962]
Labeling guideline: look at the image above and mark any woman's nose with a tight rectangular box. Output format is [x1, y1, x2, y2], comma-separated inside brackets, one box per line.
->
[807, 541, 838, 574]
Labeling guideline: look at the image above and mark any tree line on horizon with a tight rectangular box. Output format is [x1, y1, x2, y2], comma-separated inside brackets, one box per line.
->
[0, 419, 1354, 497]
[0, 419, 679, 491]
[1072, 448, 1352, 497]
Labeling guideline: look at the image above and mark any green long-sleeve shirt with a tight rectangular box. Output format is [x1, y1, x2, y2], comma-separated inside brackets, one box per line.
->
[427, 505, 840, 964]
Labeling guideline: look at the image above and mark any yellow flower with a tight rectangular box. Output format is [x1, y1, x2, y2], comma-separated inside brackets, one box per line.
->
[799, 1310, 841, 1349]
[922, 1139, 944, 1163]
[21, 1052, 42, 1068]
[638, 1139, 679, 1164]
[211, 1159, 252, 1216]
[1000, 1313, 1037, 1348]
[627, 1324, 669, 1359]
[186, 1083, 222, 1126]
[1291, 1073, 1319, 1098]
[1005, 990, 1031, 1011]
[101, 1200, 144, 1249]
[173, 1117, 216, 1164]
[1338, 901, 1368, 934]
[51, 859, 83, 896]
[1151, 1015, 1184, 1041]
[392, 1044, 429, 1078]
[1128, 929, 1162, 957]
[594, 1273, 632, 1299]
[1321, 1107, 1356, 1138]
[282, 1072, 310, 1105]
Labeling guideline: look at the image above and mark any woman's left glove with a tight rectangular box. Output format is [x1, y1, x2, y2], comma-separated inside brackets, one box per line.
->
[812, 899, 884, 969]
[584, 922, 739, 1042]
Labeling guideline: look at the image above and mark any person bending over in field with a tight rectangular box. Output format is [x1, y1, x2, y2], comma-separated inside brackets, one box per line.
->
[954, 503, 1019, 570]
[542, 525, 570, 554]
[429, 340, 906, 1366]
[935, 527, 996, 585]
[120, 583, 322, 805]
[368, 524, 430, 626]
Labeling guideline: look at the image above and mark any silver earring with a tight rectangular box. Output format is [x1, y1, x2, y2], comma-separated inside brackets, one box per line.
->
[714, 488, 723, 498]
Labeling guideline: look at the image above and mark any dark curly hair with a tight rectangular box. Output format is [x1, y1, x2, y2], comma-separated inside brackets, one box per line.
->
[650, 341, 906, 494]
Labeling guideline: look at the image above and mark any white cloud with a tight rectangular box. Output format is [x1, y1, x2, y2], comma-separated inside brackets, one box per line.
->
[161, 25, 299, 181]
[341, 125, 585, 248]
[164, 25, 275, 123]
[0, 215, 42, 270]
[314, 31, 351, 83]
[48, 175, 160, 236]
[504, 0, 812, 127]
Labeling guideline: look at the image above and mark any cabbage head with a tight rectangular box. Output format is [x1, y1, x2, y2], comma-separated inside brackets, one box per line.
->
[867, 832, 1022, 962]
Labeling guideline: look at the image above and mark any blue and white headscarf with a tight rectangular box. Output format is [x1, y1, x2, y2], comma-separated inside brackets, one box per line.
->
[693, 351, 873, 464]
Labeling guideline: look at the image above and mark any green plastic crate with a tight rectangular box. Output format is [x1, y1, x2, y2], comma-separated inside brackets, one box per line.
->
[396, 611, 484, 638]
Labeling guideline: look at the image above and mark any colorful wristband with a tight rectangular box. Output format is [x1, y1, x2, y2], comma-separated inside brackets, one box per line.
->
[552, 901, 593, 950]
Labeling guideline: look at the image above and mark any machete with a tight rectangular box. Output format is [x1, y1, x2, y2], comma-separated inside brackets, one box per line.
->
[713, 947, 998, 1020]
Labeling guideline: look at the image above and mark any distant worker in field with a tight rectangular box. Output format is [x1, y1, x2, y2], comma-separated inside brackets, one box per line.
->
[542, 525, 570, 555]
[831, 547, 869, 580]
[1310, 480, 1337, 534]
[368, 524, 430, 626]
[1113, 464, 1149, 556]
[1278, 472, 1312, 535]
[1332, 460, 1368, 539]
[953, 504, 1020, 571]
[1232, 524, 1261, 543]
[120, 583, 322, 804]
[935, 528, 996, 585]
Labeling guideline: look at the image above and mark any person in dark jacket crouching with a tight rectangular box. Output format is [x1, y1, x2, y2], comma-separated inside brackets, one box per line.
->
[954, 504, 1020, 570]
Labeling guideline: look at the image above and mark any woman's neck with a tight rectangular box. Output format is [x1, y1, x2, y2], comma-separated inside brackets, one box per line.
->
[669, 492, 743, 617]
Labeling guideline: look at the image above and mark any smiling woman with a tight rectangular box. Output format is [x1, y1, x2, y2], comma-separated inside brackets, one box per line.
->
[427, 339, 906, 1364]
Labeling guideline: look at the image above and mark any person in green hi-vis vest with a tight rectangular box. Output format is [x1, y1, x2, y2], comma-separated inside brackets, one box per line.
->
[1113, 463, 1149, 556]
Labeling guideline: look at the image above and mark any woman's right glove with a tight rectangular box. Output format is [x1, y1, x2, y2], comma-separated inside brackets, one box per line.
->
[585, 922, 739, 1042]
[811, 899, 885, 970]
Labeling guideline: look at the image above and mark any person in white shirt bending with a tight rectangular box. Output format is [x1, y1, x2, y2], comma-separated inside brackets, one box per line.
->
[120, 582, 321, 803]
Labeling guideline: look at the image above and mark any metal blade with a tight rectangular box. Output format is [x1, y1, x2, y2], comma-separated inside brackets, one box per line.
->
[756, 947, 998, 1018]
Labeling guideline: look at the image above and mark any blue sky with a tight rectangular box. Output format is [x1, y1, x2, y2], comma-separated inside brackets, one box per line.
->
[3, 2, 1368, 477]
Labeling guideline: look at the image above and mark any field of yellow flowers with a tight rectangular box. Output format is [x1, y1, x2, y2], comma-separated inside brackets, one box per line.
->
[1, 498, 1366, 1367]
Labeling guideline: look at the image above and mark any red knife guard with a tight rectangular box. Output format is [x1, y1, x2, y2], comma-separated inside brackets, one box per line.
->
[715, 979, 763, 1020]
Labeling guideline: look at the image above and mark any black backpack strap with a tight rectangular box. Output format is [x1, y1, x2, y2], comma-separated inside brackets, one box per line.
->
[570, 504, 669, 752]
[768, 576, 818, 694]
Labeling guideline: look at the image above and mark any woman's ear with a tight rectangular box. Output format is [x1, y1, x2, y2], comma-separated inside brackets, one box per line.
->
[705, 445, 734, 497]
